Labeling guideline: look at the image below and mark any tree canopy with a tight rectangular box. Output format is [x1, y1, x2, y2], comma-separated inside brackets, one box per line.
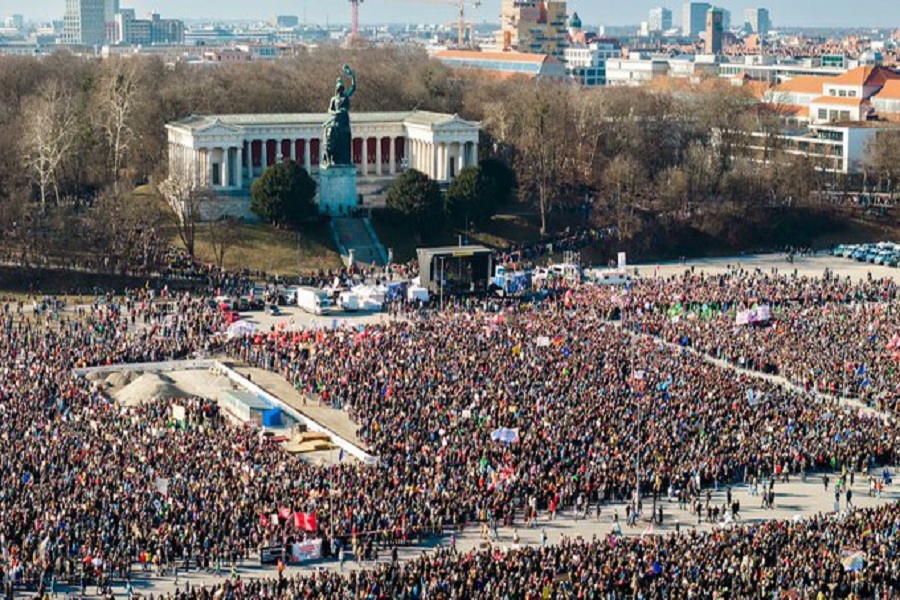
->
[446, 165, 496, 228]
[250, 162, 317, 227]
[385, 169, 443, 238]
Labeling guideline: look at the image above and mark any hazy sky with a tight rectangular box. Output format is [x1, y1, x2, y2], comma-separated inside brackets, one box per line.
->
[6, 0, 900, 28]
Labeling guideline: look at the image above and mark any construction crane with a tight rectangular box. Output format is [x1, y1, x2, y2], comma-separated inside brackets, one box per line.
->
[399, 0, 482, 48]
[349, 0, 364, 40]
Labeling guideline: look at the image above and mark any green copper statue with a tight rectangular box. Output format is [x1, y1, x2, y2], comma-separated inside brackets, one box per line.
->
[323, 64, 357, 167]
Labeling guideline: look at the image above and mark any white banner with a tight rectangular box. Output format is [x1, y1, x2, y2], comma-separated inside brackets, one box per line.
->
[290, 539, 322, 563]
[617, 252, 627, 270]
[736, 305, 771, 326]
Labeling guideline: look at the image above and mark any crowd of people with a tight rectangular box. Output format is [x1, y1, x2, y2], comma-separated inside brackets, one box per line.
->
[609, 268, 900, 412]
[1, 262, 899, 598]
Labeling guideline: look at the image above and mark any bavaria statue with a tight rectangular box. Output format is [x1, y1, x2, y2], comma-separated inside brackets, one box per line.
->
[323, 64, 357, 167]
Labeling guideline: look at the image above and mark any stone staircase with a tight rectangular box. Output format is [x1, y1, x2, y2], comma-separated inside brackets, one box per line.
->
[330, 217, 388, 267]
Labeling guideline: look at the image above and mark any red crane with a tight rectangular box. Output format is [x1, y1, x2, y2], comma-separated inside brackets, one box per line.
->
[350, 0, 364, 40]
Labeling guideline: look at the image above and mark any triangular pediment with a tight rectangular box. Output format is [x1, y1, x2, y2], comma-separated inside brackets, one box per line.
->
[195, 118, 244, 136]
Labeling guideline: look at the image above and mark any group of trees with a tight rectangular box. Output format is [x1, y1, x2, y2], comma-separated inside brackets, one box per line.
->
[2, 46, 900, 268]
[383, 158, 515, 240]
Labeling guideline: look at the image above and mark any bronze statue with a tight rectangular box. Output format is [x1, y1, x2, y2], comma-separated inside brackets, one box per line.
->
[323, 64, 356, 167]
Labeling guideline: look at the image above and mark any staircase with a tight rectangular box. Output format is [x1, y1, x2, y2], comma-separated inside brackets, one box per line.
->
[330, 217, 388, 267]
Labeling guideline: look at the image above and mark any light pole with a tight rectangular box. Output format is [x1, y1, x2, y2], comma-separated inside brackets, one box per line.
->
[438, 257, 445, 311]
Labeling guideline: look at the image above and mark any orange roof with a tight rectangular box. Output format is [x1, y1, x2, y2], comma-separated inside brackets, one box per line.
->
[874, 80, 900, 100]
[810, 95, 867, 106]
[435, 49, 549, 64]
[772, 75, 829, 95]
[830, 66, 900, 87]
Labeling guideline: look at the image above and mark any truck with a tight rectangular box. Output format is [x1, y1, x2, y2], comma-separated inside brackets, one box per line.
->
[295, 287, 332, 315]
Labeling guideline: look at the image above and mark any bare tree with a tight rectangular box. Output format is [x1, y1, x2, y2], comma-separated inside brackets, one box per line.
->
[20, 81, 78, 205]
[159, 174, 208, 258]
[96, 60, 140, 192]
[207, 216, 242, 269]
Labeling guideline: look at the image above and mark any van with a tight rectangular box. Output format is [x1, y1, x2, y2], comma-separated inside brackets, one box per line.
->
[337, 292, 360, 312]
[591, 271, 632, 286]
[295, 287, 332, 315]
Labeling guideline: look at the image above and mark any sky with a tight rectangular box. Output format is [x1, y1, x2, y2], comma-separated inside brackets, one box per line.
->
[6, 0, 900, 28]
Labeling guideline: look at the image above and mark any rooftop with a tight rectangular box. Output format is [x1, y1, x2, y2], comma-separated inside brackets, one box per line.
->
[830, 65, 900, 87]
[874, 80, 900, 100]
[435, 49, 551, 64]
[168, 110, 475, 131]
[771, 75, 830, 95]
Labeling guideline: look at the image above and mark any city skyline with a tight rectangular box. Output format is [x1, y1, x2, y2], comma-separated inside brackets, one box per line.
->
[4, 0, 900, 28]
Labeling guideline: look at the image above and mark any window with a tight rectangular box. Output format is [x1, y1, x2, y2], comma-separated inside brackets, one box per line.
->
[818, 109, 828, 120]
[848, 90, 856, 97]
[840, 111, 851, 121]
[829, 89, 837, 96]
[212, 163, 221, 186]
[839, 90, 847, 97]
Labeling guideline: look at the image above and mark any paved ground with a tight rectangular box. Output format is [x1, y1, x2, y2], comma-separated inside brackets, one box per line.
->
[240, 304, 391, 333]
[633, 252, 900, 283]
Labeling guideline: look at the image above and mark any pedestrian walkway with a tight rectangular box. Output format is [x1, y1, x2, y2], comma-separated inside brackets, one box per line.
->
[330, 217, 387, 267]
[219, 359, 367, 449]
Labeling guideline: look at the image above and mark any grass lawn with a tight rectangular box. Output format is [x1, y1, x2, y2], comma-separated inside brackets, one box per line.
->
[134, 185, 343, 276]
[187, 221, 343, 276]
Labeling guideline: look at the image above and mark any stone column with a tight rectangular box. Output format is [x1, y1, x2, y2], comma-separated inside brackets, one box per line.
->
[221, 148, 230, 188]
[260, 140, 267, 172]
[432, 142, 439, 181]
[304, 138, 311, 172]
[237, 145, 244, 189]
[375, 136, 382, 176]
[390, 137, 397, 175]
[456, 142, 464, 178]
[361, 137, 368, 176]
[288, 139, 295, 162]
[472, 142, 479, 167]
[192, 147, 200, 186]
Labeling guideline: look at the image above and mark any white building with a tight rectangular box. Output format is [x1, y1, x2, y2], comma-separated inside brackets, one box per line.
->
[564, 42, 621, 86]
[165, 110, 481, 217]
[648, 7, 673, 33]
[747, 123, 897, 174]
[63, 0, 105, 46]
[605, 57, 671, 86]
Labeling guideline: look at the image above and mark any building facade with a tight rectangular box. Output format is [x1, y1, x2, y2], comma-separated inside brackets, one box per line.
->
[705, 7, 724, 54]
[564, 42, 622, 86]
[648, 7, 673, 33]
[744, 8, 770, 36]
[497, 0, 568, 58]
[682, 2, 711, 38]
[63, 0, 106, 47]
[165, 111, 481, 214]
[435, 49, 567, 80]
[114, 10, 184, 45]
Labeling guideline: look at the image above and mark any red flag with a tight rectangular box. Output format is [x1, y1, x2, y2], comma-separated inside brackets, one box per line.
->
[259, 514, 270, 528]
[278, 507, 292, 521]
[293, 512, 318, 532]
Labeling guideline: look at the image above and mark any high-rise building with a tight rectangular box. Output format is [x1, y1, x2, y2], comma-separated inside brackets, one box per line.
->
[497, 0, 568, 59]
[704, 6, 723, 54]
[719, 8, 731, 30]
[744, 8, 771, 36]
[63, 0, 106, 46]
[273, 15, 300, 28]
[104, 0, 119, 22]
[113, 10, 184, 45]
[648, 7, 673, 33]
[5, 15, 25, 29]
[682, 2, 710, 38]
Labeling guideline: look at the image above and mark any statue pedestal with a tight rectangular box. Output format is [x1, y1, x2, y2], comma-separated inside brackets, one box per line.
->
[318, 165, 358, 216]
